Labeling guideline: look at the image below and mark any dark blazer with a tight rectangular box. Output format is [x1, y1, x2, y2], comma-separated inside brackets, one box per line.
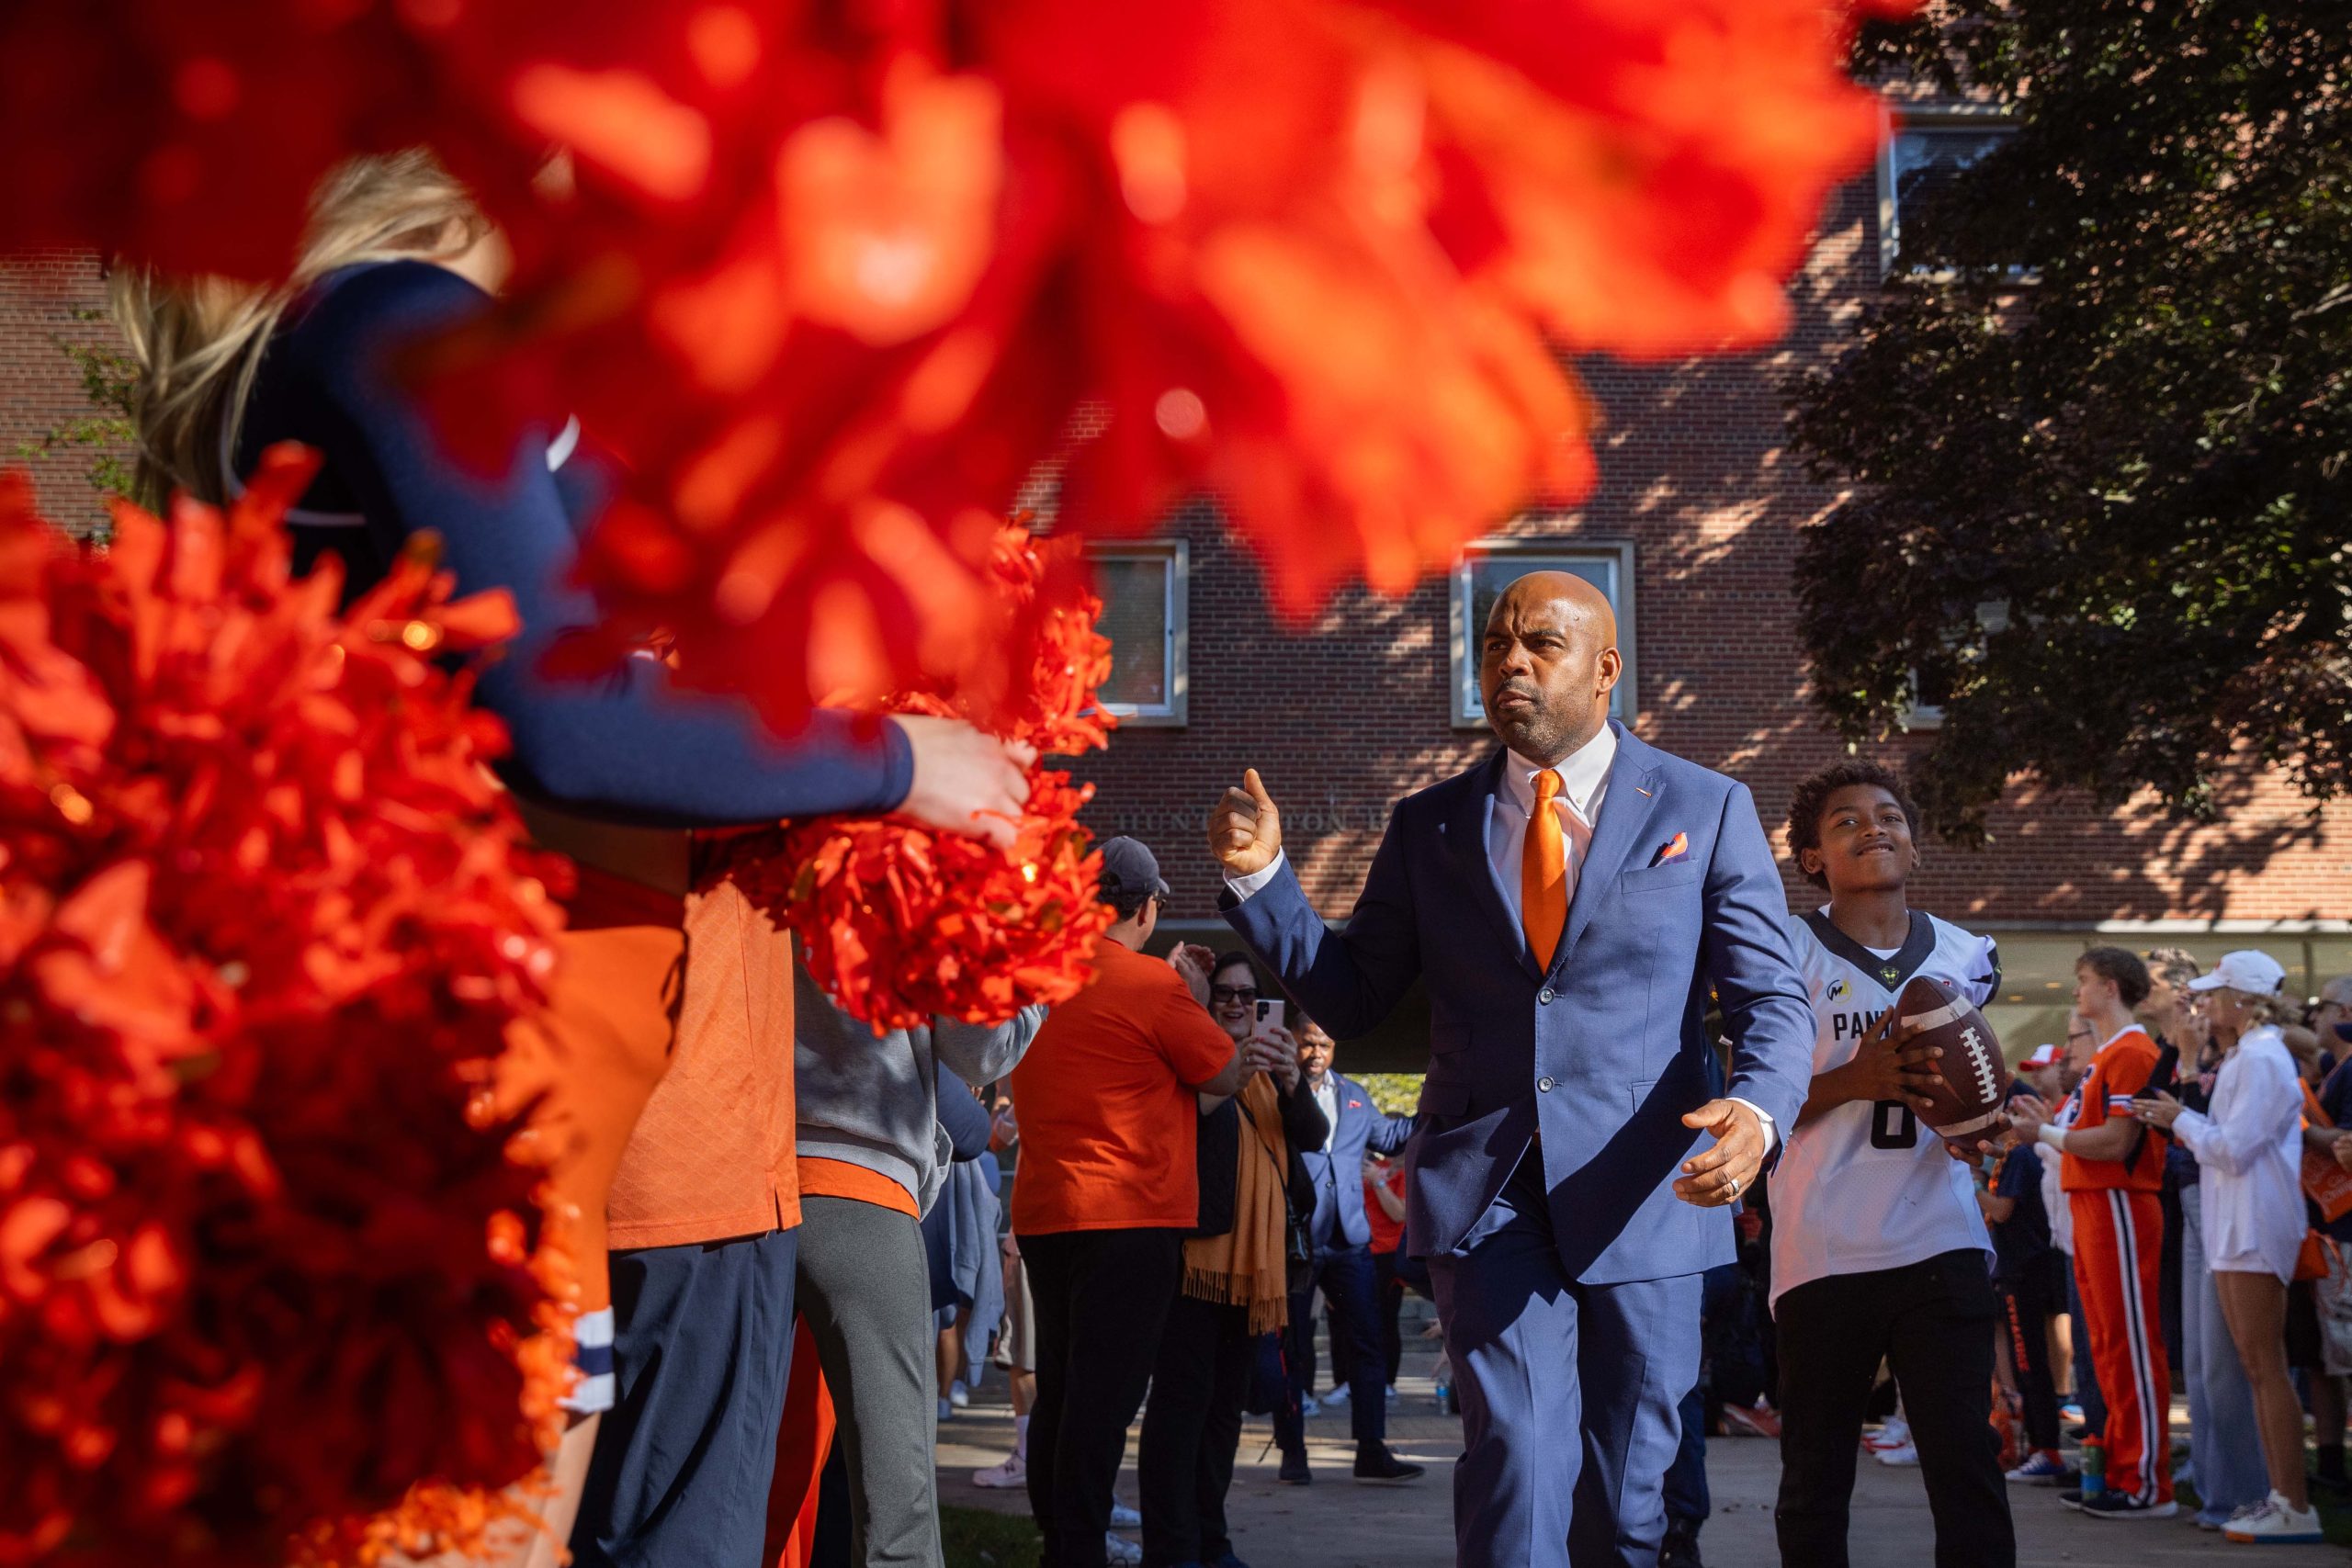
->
[1223, 722, 1814, 1283]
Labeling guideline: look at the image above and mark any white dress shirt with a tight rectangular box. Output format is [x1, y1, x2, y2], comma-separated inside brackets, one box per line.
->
[1225, 725, 1776, 1155]
[2171, 1026, 2306, 1281]
[1486, 726, 1613, 924]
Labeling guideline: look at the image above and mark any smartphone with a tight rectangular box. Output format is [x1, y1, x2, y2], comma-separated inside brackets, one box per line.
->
[1254, 998, 1286, 1036]
[2133, 1043, 2180, 1100]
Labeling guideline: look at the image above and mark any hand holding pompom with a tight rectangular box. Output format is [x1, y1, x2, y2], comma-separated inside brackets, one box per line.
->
[721, 524, 1116, 1031]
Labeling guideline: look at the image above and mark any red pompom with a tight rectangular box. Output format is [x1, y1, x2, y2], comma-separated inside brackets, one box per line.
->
[0, 448, 572, 1565]
[0, 0, 1894, 733]
[721, 525, 1116, 1032]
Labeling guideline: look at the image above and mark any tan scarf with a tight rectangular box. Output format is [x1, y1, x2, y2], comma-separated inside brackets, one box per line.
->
[1182, 1075, 1292, 1335]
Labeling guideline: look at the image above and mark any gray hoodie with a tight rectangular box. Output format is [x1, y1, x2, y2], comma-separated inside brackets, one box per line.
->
[793, 961, 1043, 1216]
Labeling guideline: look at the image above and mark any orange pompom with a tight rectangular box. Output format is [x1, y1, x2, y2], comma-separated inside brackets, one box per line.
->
[0, 450, 571, 1565]
[721, 524, 1117, 1031]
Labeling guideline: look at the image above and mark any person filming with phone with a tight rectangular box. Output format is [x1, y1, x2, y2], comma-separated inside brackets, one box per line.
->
[1138, 952, 1328, 1568]
[1270, 1016, 1425, 1487]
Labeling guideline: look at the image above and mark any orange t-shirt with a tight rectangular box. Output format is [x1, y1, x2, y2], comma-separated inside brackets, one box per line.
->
[2062, 1024, 2166, 1193]
[1007, 939, 1237, 1235]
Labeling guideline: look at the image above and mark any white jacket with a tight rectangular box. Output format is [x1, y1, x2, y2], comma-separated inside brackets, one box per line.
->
[2172, 1027, 2306, 1282]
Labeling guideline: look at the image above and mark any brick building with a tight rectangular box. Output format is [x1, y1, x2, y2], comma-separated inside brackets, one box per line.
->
[4, 111, 2345, 1068]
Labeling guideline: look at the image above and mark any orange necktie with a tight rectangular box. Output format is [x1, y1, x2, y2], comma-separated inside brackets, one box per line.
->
[1522, 771, 1567, 969]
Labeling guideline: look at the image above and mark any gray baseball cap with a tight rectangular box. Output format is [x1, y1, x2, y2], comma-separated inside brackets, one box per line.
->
[1097, 836, 1170, 905]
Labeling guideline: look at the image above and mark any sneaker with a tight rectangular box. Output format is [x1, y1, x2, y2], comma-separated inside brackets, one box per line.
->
[1298, 1394, 1321, 1419]
[1386, 1384, 1400, 1404]
[1325, 1383, 1351, 1406]
[1659, 1517, 1705, 1568]
[2005, 1450, 2069, 1485]
[2060, 1402, 2085, 1425]
[1863, 1417, 1911, 1451]
[2224, 1492, 2323, 1543]
[1351, 1442, 1426, 1485]
[1108, 1501, 1140, 1530]
[1104, 1532, 1143, 1565]
[1723, 1402, 1781, 1439]
[937, 1397, 955, 1421]
[970, 1451, 1025, 1489]
[948, 1380, 970, 1410]
[1874, 1442, 1919, 1468]
[1277, 1450, 1311, 1485]
[2056, 1488, 2085, 1511]
[2079, 1492, 2177, 1520]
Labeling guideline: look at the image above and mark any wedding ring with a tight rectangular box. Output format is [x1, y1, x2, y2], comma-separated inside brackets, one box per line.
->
[1726, 1177, 1741, 1199]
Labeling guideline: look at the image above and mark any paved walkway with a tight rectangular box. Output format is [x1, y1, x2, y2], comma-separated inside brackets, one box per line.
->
[936, 1324, 2346, 1566]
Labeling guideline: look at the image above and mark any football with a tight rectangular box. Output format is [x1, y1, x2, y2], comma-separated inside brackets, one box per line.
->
[1895, 976, 2009, 1140]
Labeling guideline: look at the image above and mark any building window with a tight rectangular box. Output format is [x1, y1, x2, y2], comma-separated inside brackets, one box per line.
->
[1450, 538, 1635, 730]
[1876, 114, 2018, 276]
[1091, 540, 1188, 727]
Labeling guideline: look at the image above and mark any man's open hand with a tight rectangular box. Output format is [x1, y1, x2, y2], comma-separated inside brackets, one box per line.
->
[1210, 769, 1283, 877]
[1674, 1099, 1766, 1208]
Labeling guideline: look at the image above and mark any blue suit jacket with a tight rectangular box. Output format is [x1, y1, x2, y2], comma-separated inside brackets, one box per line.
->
[1223, 723, 1813, 1283]
[1298, 1070, 1413, 1252]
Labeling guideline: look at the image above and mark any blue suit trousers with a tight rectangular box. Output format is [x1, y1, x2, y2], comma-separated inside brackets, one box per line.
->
[1428, 1155, 1700, 1568]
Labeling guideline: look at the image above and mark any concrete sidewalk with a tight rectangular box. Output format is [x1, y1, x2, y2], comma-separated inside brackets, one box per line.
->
[936, 1326, 2346, 1566]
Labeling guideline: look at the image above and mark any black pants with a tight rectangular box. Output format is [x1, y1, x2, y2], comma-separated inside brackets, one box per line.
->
[1137, 1292, 1251, 1568]
[1998, 1253, 2065, 1453]
[1774, 1249, 2015, 1568]
[1374, 1249, 1406, 1386]
[1019, 1227, 1184, 1568]
[1272, 1246, 1386, 1454]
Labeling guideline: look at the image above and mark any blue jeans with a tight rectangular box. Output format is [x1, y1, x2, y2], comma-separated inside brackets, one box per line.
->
[1274, 1245, 1388, 1453]
[2181, 1195, 2267, 1520]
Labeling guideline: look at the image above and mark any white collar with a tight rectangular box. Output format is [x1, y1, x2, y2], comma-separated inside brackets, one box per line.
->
[1503, 725, 1617, 820]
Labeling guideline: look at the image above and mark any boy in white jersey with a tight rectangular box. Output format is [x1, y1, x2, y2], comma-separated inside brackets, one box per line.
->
[1768, 762, 2017, 1568]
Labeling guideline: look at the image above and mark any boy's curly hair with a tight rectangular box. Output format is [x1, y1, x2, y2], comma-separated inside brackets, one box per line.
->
[1785, 761, 1919, 889]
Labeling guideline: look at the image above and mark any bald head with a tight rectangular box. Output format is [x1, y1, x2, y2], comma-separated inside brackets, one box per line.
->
[1479, 570, 1623, 763]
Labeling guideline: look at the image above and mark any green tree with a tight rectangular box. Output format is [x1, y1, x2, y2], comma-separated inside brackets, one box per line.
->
[15, 306, 137, 535]
[1789, 2, 2350, 841]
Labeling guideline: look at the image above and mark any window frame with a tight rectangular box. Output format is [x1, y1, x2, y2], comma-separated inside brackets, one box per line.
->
[1873, 105, 2022, 281]
[1088, 539, 1189, 728]
[1449, 536, 1637, 731]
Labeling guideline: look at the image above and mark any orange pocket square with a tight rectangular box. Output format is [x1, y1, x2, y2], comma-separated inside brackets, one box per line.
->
[1652, 832, 1690, 866]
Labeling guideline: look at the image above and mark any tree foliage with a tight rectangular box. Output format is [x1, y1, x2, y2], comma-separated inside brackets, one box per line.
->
[13, 305, 136, 536]
[1789, 1, 2350, 841]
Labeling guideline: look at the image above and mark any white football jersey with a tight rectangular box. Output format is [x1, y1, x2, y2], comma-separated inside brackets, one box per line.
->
[1769, 908, 2003, 1311]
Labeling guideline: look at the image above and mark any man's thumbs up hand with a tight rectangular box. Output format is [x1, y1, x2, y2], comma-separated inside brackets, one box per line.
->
[1209, 768, 1283, 877]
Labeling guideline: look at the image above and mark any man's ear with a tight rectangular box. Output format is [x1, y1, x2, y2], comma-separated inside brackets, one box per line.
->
[1798, 847, 1824, 880]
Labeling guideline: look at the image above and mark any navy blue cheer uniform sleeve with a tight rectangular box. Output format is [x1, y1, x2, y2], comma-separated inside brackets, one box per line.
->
[232, 259, 911, 827]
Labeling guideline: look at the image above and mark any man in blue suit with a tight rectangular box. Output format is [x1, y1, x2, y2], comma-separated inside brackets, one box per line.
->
[1272, 1019, 1422, 1485]
[1209, 572, 1812, 1567]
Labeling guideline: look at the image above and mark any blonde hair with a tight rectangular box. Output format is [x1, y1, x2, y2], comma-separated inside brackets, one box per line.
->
[2219, 987, 2290, 1032]
[110, 149, 490, 511]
